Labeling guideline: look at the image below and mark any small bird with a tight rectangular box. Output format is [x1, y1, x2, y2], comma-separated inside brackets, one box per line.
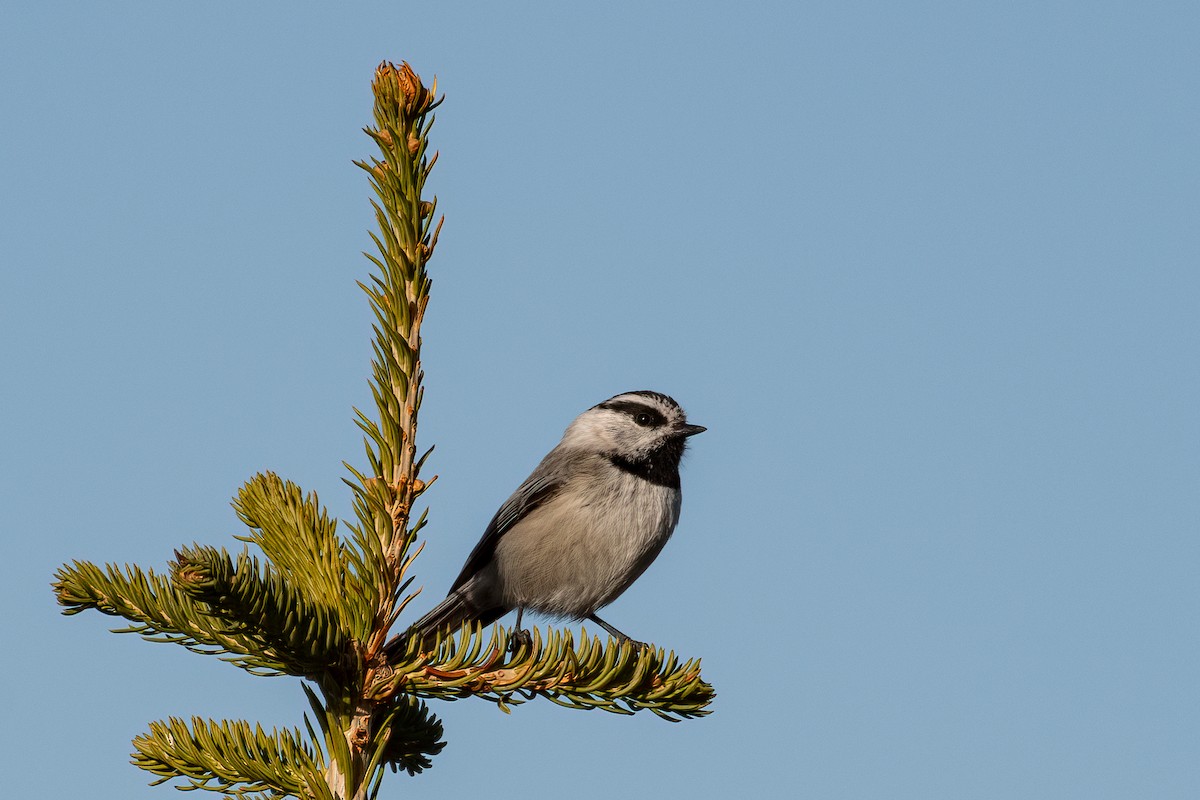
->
[386, 390, 704, 655]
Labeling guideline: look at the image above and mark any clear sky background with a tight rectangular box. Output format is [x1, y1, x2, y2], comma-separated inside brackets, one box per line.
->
[2, 3, 1197, 798]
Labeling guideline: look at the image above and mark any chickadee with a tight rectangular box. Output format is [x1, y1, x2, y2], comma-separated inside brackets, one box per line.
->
[386, 390, 704, 655]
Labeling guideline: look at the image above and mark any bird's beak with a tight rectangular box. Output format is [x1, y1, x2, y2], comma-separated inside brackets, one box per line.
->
[674, 423, 707, 438]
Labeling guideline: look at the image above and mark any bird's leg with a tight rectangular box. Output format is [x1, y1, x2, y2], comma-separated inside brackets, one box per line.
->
[587, 614, 647, 649]
[507, 607, 532, 653]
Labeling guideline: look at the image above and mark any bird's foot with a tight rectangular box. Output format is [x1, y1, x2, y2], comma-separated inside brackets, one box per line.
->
[507, 628, 532, 653]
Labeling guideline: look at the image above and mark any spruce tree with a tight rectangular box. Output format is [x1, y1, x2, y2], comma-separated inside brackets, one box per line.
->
[52, 62, 713, 800]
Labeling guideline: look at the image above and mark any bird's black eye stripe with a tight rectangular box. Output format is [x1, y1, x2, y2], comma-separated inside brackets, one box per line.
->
[599, 400, 667, 427]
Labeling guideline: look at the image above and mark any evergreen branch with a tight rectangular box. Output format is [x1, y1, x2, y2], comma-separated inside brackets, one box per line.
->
[172, 545, 351, 680]
[52, 560, 291, 675]
[341, 60, 441, 660]
[293, 63, 447, 800]
[377, 626, 715, 721]
[131, 716, 332, 800]
[303, 687, 444, 785]
[372, 697, 446, 777]
[233, 472, 372, 640]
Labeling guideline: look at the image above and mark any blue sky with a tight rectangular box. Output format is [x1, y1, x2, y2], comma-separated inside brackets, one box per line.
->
[2, 3, 1197, 798]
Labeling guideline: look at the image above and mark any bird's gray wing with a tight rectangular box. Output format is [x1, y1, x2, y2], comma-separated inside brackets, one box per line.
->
[448, 471, 563, 592]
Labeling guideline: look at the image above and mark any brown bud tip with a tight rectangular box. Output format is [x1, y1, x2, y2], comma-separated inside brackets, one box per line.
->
[407, 135, 421, 155]
[373, 60, 435, 115]
[397, 62, 422, 102]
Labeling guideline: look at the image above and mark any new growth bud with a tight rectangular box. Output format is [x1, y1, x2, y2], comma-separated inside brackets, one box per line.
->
[373, 61, 439, 117]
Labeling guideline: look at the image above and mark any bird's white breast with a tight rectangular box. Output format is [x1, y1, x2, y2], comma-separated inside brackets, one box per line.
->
[492, 468, 681, 618]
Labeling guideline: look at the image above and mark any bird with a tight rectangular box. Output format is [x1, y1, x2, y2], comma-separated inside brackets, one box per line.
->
[385, 390, 704, 656]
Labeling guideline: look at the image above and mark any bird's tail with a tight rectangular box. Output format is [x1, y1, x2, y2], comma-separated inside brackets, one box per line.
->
[382, 589, 505, 659]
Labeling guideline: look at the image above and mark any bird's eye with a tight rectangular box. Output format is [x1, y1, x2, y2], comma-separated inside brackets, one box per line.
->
[634, 412, 654, 427]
